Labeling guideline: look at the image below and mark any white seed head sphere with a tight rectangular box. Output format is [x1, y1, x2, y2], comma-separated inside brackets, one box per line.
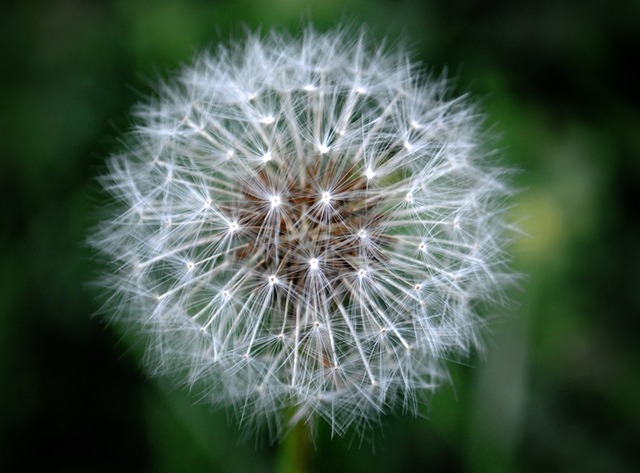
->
[92, 26, 513, 438]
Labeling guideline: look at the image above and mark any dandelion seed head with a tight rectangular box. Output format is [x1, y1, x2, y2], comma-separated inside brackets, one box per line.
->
[91, 25, 515, 440]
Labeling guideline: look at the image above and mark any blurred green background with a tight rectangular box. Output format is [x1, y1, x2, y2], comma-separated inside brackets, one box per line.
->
[1, 0, 639, 472]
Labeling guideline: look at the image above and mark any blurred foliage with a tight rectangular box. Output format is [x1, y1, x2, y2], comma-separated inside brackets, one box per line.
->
[1, 0, 639, 472]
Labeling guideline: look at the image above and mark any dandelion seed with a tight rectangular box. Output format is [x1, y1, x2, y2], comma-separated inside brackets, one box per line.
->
[91, 25, 515, 441]
[364, 167, 375, 180]
[270, 195, 281, 208]
[260, 115, 275, 125]
[318, 143, 330, 155]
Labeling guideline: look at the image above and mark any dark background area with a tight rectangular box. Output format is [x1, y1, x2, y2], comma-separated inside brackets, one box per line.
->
[1, 0, 639, 471]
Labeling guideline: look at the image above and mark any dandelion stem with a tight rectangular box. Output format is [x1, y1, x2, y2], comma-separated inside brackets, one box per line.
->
[276, 420, 311, 473]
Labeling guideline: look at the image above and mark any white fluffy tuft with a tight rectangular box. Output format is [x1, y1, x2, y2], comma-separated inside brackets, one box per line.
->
[91, 26, 514, 439]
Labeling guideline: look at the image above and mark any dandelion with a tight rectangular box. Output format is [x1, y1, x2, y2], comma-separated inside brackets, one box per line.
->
[91, 26, 514, 439]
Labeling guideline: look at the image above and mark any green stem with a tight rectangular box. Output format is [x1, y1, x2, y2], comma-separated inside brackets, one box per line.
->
[276, 420, 311, 473]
